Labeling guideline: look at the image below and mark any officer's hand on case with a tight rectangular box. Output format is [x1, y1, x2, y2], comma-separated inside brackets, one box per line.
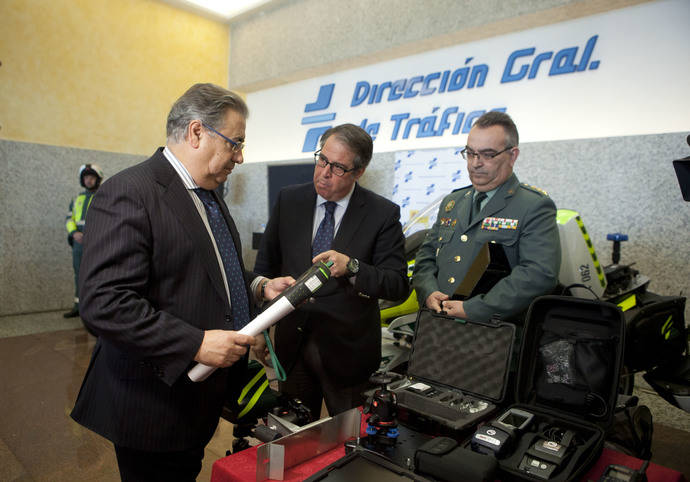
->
[73, 232, 84, 244]
[440, 299, 467, 319]
[425, 291, 450, 313]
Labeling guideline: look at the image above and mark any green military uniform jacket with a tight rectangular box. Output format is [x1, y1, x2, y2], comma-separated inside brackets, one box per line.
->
[412, 173, 561, 322]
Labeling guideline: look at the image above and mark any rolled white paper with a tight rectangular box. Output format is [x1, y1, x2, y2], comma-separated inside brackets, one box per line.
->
[188, 296, 295, 382]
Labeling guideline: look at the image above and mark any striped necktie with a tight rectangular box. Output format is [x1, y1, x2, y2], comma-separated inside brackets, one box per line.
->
[194, 188, 250, 330]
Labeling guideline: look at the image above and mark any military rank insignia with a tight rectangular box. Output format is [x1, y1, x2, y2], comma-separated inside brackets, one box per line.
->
[521, 183, 549, 196]
[482, 217, 519, 230]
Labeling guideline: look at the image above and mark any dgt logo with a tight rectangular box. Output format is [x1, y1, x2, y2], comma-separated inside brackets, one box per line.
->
[301, 83, 379, 152]
[302, 84, 336, 152]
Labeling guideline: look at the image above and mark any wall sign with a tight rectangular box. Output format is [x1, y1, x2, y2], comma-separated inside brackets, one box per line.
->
[245, 0, 689, 163]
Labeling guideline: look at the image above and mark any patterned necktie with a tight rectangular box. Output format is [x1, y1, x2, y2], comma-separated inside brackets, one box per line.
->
[473, 192, 487, 219]
[312, 201, 337, 257]
[194, 188, 250, 330]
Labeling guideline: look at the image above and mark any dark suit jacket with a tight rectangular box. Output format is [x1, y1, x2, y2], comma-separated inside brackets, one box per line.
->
[254, 182, 407, 386]
[71, 148, 257, 451]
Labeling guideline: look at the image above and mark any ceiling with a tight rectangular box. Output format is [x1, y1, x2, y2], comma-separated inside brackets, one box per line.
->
[158, 0, 277, 23]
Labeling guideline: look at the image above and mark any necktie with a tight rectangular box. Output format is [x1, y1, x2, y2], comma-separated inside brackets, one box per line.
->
[194, 188, 250, 330]
[312, 201, 337, 257]
[473, 192, 487, 219]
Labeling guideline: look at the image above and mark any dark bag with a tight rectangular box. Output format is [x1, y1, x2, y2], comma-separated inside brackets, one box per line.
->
[623, 292, 687, 371]
[605, 400, 653, 460]
[223, 360, 280, 424]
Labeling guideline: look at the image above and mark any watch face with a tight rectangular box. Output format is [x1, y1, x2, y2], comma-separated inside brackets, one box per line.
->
[348, 258, 359, 274]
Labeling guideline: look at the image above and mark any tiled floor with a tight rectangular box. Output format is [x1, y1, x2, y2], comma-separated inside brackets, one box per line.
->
[1, 311, 689, 480]
[0, 316, 237, 482]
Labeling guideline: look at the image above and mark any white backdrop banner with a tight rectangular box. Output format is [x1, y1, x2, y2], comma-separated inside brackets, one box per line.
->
[244, 0, 689, 163]
[393, 148, 470, 230]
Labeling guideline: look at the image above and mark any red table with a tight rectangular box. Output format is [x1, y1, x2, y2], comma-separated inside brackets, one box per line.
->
[212, 417, 686, 482]
[212, 443, 350, 482]
[583, 448, 686, 482]
[212, 411, 369, 482]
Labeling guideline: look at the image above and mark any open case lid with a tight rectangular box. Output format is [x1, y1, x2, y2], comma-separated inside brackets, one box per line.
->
[516, 295, 626, 428]
[407, 309, 516, 404]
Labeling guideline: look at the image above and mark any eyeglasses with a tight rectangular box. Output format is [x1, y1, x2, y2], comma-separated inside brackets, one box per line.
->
[461, 145, 513, 162]
[202, 122, 245, 152]
[313, 150, 358, 177]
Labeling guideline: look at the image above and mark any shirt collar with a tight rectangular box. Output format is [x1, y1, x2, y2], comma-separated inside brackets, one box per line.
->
[316, 183, 356, 210]
[163, 146, 200, 190]
[474, 186, 498, 202]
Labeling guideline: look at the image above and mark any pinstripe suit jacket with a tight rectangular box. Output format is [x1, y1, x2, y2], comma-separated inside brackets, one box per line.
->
[71, 148, 256, 451]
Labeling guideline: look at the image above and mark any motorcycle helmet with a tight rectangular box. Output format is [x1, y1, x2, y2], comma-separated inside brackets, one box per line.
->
[79, 164, 104, 188]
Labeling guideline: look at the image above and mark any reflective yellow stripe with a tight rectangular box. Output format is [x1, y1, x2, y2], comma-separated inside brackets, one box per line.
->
[67, 194, 95, 233]
[237, 379, 269, 419]
[574, 216, 606, 289]
[661, 315, 673, 340]
[237, 366, 266, 404]
[616, 294, 636, 312]
[73, 195, 86, 221]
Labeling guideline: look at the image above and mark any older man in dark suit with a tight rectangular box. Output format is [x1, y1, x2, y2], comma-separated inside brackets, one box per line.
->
[254, 124, 408, 419]
[70, 83, 292, 481]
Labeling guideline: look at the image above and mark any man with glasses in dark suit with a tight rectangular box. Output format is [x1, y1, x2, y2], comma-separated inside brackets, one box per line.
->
[413, 111, 560, 323]
[71, 83, 293, 481]
[254, 123, 408, 420]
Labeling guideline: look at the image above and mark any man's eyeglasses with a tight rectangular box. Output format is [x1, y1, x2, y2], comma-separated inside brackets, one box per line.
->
[461, 145, 513, 162]
[313, 150, 357, 177]
[202, 122, 245, 152]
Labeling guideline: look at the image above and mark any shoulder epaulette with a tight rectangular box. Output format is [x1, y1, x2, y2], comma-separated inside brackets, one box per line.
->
[520, 183, 549, 197]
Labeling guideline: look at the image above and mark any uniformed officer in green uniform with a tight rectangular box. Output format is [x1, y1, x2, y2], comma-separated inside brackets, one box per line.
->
[413, 111, 560, 322]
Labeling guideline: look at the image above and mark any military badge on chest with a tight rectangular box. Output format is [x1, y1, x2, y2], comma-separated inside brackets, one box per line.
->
[482, 217, 519, 231]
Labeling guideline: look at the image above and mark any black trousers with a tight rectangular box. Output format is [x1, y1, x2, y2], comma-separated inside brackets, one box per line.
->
[279, 335, 370, 420]
[114, 444, 205, 482]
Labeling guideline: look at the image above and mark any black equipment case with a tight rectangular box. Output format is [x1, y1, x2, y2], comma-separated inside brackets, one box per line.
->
[391, 308, 516, 432]
[487, 295, 626, 481]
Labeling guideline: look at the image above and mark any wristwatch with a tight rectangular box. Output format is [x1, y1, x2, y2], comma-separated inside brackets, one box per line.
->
[346, 257, 360, 277]
[260, 279, 269, 300]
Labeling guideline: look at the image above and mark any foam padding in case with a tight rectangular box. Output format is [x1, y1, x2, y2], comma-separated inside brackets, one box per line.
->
[408, 309, 515, 402]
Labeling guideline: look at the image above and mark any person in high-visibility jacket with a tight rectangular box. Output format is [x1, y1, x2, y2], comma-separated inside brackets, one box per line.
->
[64, 164, 103, 318]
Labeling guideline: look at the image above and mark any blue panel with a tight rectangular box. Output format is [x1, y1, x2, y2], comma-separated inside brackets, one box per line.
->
[302, 126, 331, 152]
[304, 84, 335, 112]
[301, 113, 336, 124]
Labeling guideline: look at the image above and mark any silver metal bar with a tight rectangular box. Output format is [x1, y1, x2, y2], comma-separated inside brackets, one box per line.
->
[255, 407, 361, 481]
